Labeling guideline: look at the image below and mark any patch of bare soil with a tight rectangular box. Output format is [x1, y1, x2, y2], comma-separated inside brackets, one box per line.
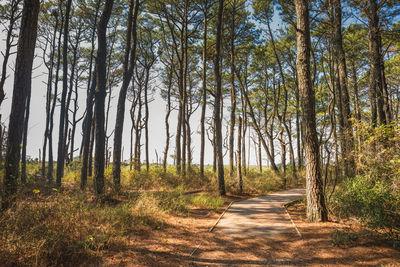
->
[101, 196, 400, 266]
[101, 194, 248, 266]
[284, 202, 400, 266]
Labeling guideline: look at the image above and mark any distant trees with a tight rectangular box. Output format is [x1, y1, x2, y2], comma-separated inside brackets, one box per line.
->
[0, 0, 399, 211]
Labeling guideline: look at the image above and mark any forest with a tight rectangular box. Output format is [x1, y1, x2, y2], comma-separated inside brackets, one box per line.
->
[0, 0, 399, 266]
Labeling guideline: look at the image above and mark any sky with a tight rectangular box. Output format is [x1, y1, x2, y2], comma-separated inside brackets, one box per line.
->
[0, 2, 284, 168]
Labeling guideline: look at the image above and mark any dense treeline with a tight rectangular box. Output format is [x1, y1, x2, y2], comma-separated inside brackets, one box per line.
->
[0, 0, 399, 224]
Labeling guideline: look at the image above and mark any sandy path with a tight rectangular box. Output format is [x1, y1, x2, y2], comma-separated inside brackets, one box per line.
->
[216, 188, 305, 237]
[192, 188, 305, 266]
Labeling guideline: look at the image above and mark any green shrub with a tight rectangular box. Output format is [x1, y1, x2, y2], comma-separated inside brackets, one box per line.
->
[189, 194, 225, 211]
[331, 228, 360, 247]
[332, 175, 400, 239]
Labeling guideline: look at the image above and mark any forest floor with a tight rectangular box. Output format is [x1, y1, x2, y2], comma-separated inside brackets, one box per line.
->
[102, 189, 400, 266]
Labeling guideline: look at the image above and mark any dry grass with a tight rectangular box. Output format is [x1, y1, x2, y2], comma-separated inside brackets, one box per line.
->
[0, 163, 299, 266]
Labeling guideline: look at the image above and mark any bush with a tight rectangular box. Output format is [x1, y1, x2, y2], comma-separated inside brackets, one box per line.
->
[330, 121, 400, 242]
[189, 194, 225, 211]
[331, 228, 360, 247]
[332, 175, 400, 239]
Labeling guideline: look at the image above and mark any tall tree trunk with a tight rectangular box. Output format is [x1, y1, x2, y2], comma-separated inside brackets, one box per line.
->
[0, 0, 20, 107]
[42, 12, 59, 178]
[200, 1, 208, 179]
[368, 0, 389, 125]
[144, 67, 150, 173]
[331, 0, 355, 177]
[163, 66, 173, 173]
[21, 87, 31, 184]
[80, 0, 100, 189]
[70, 72, 80, 163]
[295, 0, 328, 222]
[88, 117, 95, 176]
[3, 0, 40, 209]
[241, 97, 247, 175]
[48, 4, 64, 184]
[112, 0, 139, 188]
[237, 116, 243, 193]
[181, 0, 188, 177]
[93, 0, 114, 195]
[56, 0, 72, 187]
[228, 4, 236, 178]
[214, 0, 225, 196]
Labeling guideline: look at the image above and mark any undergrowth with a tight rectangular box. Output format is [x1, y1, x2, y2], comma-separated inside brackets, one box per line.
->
[0, 162, 301, 266]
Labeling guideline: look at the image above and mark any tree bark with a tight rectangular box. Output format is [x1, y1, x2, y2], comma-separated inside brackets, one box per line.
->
[368, 0, 390, 125]
[21, 85, 31, 184]
[3, 0, 40, 209]
[331, 0, 355, 177]
[228, 3, 237, 178]
[294, 0, 328, 222]
[0, 0, 21, 107]
[163, 66, 173, 173]
[112, 0, 139, 189]
[80, 0, 100, 189]
[237, 116, 243, 194]
[200, 1, 208, 179]
[214, 0, 226, 196]
[93, 0, 114, 195]
[56, 0, 72, 187]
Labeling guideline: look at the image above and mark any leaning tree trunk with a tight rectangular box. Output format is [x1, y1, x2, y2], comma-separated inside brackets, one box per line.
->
[3, 0, 40, 209]
[112, 0, 139, 189]
[294, 0, 328, 222]
[93, 0, 114, 195]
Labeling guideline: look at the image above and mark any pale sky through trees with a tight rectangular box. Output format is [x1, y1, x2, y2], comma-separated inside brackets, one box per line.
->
[0, 2, 283, 166]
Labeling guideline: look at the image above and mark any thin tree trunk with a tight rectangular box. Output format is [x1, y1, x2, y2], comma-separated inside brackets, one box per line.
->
[237, 116, 242, 193]
[56, 0, 72, 187]
[163, 66, 173, 173]
[0, 0, 21, 107]
[42, 13, 58, 178]
[144, 67, 150, 173]
[228, 4, 237, 178]
[21, 85, 31, 184]
[200, 1, 208, 179]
